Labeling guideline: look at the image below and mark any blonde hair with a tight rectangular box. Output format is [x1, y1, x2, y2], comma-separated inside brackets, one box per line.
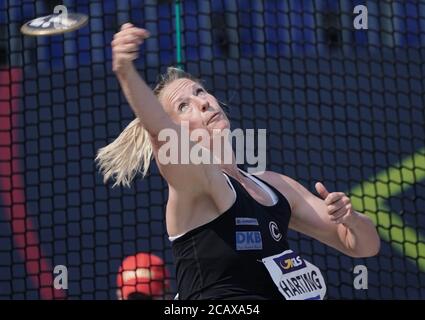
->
[95, 67, 200, 188]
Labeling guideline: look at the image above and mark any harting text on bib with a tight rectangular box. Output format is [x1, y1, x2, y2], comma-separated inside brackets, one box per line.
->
[262, 249, 327, 300]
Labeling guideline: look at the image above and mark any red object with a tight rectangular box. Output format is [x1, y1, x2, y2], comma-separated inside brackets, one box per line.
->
[0, 68, 65, 299]
[117, 253, 170, 299]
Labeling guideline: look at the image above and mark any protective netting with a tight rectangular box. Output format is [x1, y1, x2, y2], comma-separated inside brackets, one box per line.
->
[0, 0, 424, 299]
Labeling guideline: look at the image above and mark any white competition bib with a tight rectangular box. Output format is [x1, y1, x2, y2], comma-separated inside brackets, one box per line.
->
[262, 249, 327, 300]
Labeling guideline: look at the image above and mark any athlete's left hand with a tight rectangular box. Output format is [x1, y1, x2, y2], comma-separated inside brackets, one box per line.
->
[315, 182, 359, 227]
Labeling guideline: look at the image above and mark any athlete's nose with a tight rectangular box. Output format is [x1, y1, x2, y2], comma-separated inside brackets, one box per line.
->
[193, 96, 209, 112]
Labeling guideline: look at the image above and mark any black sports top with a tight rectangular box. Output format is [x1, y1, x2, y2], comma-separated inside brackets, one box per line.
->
[171, 172, 292, 300]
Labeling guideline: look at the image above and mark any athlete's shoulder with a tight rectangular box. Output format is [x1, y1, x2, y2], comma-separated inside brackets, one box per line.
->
[251, 170, 300, 209]
[252, 170, 298, 188]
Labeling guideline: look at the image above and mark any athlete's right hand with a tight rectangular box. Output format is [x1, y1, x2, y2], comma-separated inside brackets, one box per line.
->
[111, 23, 150, 73]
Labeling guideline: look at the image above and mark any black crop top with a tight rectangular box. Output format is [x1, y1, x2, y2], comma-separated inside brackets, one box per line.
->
[171, 172, 292, 300]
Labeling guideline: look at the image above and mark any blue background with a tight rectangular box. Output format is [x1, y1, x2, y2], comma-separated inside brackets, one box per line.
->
[0, 0, 424, 299]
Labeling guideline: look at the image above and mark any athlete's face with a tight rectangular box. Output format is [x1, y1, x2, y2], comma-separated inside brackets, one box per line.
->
[159, 78, 230, 133]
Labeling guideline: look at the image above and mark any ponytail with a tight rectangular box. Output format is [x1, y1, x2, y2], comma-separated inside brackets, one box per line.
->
[95, 118, 153, 188]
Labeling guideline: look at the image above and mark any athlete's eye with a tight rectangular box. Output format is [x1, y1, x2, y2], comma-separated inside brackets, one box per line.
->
[196, 88, 206, 96]
[178, 103, 189, 112]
